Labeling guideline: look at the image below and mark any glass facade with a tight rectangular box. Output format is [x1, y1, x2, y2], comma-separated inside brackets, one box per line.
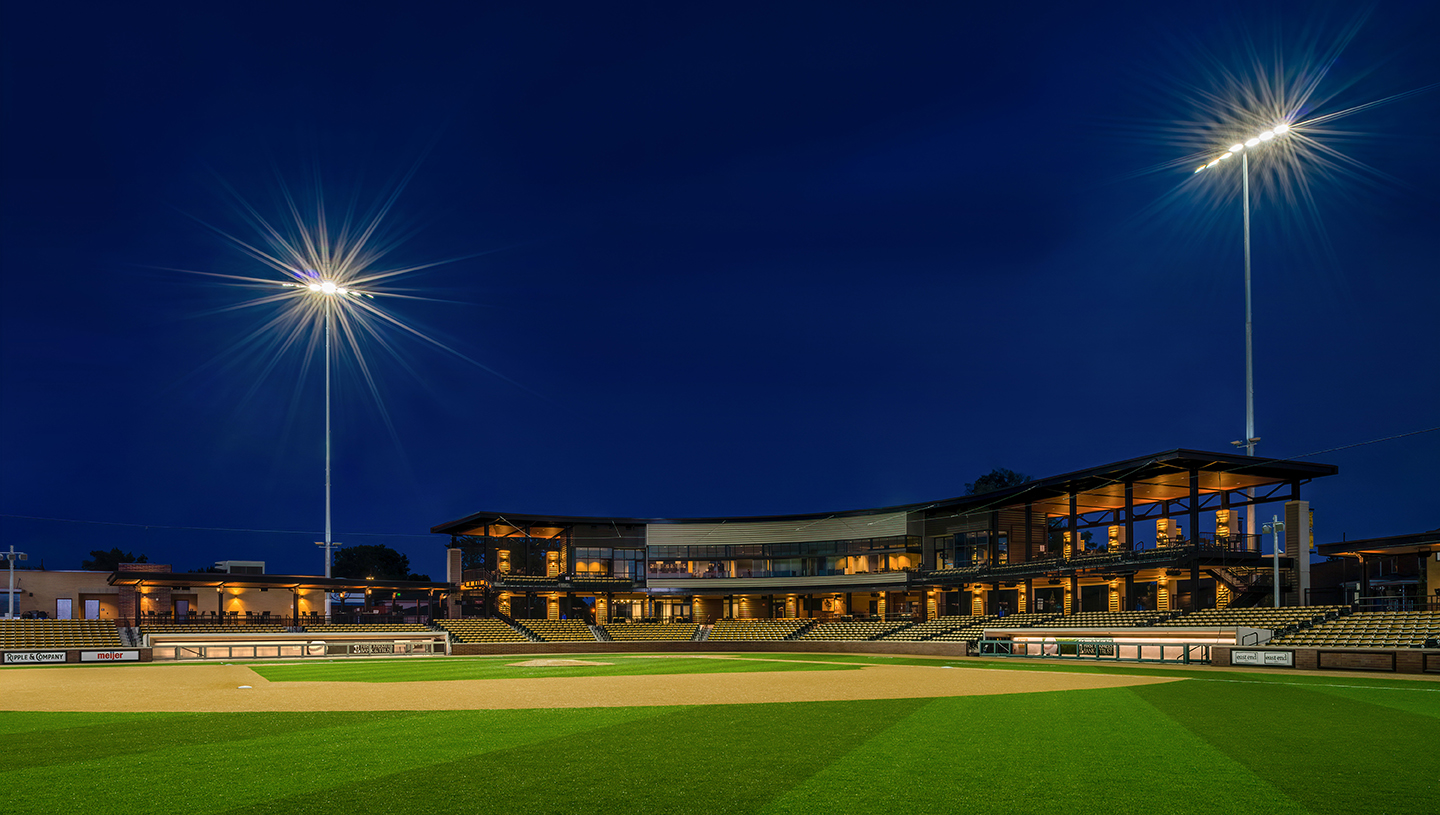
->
[646, 536, 920, 579]
[573, 547, 644, 578]
[937, 531, 1007, 568]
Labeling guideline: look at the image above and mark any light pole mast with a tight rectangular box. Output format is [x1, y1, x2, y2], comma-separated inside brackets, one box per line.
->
[1243, 149, 1257, 543]
[1243, 148, 1254, 461]
[1197, 123, 1289, 547]
[283, 277, 366, 620]
[324, 294, 333, 619]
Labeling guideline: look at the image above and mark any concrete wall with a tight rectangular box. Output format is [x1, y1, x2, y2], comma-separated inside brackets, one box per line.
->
[451, 640, 972, 657]
[2, 571, 119, 619]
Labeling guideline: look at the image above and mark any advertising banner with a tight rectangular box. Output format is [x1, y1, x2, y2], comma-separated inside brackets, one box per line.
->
[80, 650, 140, 663]
[1231, 650, 1293, 667]
[4, 651, 67, 664]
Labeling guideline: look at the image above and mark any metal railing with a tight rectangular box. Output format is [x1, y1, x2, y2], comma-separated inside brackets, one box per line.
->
[127, 613, 436, 629]
[1352, 595, 1439, 613]
[150, 638, 445, 661]
[975, 637, 1211, 664]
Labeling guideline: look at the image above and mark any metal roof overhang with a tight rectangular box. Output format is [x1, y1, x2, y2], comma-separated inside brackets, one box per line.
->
[106, 572, 455, 592]
[431, 449, 1338, 535]
[1316, 531, 1440, 558]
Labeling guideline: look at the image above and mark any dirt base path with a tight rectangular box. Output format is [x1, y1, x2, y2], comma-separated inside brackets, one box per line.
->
[0, 659, 1178, 712]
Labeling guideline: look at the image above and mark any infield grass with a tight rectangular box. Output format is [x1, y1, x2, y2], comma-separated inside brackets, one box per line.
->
[5, 660, 1437, 814]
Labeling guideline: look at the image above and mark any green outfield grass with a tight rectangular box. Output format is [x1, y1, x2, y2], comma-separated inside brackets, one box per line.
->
[248, 654, 858, 682]
[4, 661, 1437, 814]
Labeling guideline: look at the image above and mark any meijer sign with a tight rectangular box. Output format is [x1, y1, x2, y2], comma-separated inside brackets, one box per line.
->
[4, 651, 67, 664]
[80, 650, 140, 662]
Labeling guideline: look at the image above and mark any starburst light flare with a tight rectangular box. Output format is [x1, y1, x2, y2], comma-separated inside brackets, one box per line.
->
[166, 172, 537, 614]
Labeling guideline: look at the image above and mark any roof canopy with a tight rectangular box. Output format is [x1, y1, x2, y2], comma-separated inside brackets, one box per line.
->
[432, 448, 1338, 535]
[1317, 530, 1440, 558]
[107, 572, 453, 593]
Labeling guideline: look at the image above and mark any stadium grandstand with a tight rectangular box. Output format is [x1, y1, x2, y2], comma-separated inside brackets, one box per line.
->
[4, 449, 1437, 674]
[435, 449, 1338, 632]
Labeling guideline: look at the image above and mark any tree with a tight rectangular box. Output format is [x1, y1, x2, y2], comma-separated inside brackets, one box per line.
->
[964, 467, 1032, 495]
[332, 544, 430, 581]
[81, 547, 148, 571]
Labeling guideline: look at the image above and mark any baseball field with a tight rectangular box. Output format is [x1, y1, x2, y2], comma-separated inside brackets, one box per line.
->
[3, 653, 1437, 814]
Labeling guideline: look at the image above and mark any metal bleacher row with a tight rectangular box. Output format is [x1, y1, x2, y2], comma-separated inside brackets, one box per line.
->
[1154, 606, 1345, 629]
[515, 619, 595, 642]
[435, 619, 533, 643]
[8, 606, 1430, 652]
[602, 622, 699, 641]
[797, 619, 907, 641]
[0, 619, 124, 649]
[1269, 610, 1440, 649]
[708, 618, 809, 641]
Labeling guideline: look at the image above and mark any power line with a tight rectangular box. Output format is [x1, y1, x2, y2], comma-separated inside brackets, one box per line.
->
[0, 513, 434, 540]
[4, 426, 1436, 539]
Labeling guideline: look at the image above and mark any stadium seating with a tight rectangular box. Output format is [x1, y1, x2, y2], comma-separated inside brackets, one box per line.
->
[796, 620, 909, 641]
[878, 615, 995, 641]
[707, 619, 809, 641]
[1268, 610, 1440, 649]
[434, 618, 531, 643]
[1157, 606, 1343, 631]
[140, 622, 287, 635]
[0, 619, 124, 649]
[302, 623, 435, 633]
[601, 621, 699, 641]
[984, 612, 1061, 627]
[516, 619, 597, 642]
[1041, 611, 1174, 628]
[927, 612, 1059, 643]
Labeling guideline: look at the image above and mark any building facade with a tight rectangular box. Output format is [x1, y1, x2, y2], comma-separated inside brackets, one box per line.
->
[434, 449, 1339, 623]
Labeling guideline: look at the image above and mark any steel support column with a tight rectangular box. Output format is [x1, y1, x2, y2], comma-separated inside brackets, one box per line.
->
[1124, 481, 1135, 554]
[1068, 493, 1078, 557]
[1189, 468, 1202, 610]
[1025, 503, 1034, 560]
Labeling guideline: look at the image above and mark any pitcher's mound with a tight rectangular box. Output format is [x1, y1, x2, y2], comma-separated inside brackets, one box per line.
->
[508, 659, 614, 667]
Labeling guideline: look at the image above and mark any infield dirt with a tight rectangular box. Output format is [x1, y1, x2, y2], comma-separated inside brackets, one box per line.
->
[0, 655, 1179, 712]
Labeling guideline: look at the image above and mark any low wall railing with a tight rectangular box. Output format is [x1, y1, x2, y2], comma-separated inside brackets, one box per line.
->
[975, 637, 1211, 665]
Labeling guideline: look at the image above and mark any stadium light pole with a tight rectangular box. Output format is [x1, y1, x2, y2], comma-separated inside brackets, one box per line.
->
[283, 278, 363, 620]
[1196, 122, 1290, 545]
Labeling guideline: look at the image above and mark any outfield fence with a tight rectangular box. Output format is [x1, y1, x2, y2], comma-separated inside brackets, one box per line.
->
[976, 638, 1211, 665]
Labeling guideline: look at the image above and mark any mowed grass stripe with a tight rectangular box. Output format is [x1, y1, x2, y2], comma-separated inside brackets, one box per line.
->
[0, 710, 149, 737]
[2, 707, 669, 815]
[219, 699, 932, 815]
[7, 675, 1437, 814]
[741, 653, 1440, 690]
[1132, 681, 1440, 814]
[1302, 683, 1440, 720]
[248, 655, 858, 683]
[0, 711, 414, 772]
[758, 687, 1309, 815]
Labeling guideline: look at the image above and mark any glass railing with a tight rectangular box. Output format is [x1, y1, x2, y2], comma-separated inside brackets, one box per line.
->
[646, 567, 918, 580]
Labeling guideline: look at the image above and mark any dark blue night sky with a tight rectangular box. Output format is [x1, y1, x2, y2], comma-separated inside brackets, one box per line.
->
[2, 1, 1437, 579]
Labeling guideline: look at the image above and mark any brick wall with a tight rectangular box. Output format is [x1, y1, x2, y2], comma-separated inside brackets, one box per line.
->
[1214, 645, 1434, 674]
[1318, 650, 1398, 672]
